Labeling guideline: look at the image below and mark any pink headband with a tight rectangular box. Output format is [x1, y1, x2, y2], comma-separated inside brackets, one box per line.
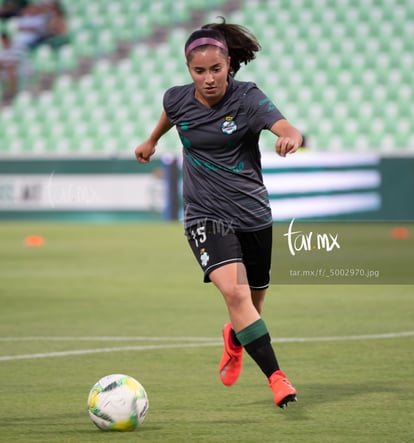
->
[185, 37, 228, 57]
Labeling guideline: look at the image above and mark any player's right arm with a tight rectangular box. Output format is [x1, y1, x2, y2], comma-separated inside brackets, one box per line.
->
[134, 111, 173, 163]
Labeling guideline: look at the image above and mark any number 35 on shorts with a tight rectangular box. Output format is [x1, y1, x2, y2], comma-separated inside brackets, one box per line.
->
[190, 226, 207, 247]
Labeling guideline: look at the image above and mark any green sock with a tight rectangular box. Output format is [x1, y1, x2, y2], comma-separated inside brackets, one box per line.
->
[236, 319, 280, 378]
[236, 319, 268, 346]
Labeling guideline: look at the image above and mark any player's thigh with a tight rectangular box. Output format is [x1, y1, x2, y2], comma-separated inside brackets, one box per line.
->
[209, 261, 249, 295]
[186, 220, 243, 283]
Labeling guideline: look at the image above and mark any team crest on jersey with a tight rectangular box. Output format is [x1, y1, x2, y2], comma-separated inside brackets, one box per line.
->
[221, 116, 238, 135]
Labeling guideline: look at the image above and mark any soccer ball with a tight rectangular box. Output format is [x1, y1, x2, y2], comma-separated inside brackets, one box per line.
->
[87, 373, 149, 431]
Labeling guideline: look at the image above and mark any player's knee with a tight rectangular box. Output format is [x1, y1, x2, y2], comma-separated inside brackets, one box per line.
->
[221, 283, 250, 309]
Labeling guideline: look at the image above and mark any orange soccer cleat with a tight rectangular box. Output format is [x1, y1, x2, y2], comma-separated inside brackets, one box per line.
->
[268, 370, 297, 408]
[219, 323, 243, 386]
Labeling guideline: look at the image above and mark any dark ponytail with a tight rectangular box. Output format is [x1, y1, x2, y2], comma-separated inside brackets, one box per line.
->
[185, 17, 261, 77]
[203, 17, 261, 76]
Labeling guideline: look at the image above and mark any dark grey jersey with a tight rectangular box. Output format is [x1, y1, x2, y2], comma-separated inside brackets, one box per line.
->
[163, 76, 284, 231]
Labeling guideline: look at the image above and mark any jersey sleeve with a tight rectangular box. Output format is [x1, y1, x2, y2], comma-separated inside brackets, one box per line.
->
[243, 85, 285, 133]
[163, 85, 190, 125]
[162, 87, 176, 123]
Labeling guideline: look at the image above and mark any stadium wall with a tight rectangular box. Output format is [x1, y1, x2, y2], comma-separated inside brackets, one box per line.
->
[0, 154, 412, 222]
[0, 158, 169, 221]
[261, 153, 414, 221]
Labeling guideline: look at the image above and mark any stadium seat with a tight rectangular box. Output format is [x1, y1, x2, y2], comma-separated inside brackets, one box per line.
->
[0, 0, 413, 155]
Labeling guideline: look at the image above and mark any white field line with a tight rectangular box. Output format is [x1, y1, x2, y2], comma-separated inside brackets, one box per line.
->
[0, 342, 221, 362]
[0, 331, 413, 362]
[0, 336, 221, 342]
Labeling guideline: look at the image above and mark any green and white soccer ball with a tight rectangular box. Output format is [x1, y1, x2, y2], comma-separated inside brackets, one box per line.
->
[87, 374, 149, 431]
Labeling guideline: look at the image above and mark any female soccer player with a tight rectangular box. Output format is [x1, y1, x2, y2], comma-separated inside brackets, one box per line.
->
[135, 19, 302, 408]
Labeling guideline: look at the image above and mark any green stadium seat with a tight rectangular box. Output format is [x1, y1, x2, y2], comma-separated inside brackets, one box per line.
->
[72, 29, 96, 59]
[56, 45, 78, 72]
[31, 45, 57, 76]
[0, 0, 413, 156]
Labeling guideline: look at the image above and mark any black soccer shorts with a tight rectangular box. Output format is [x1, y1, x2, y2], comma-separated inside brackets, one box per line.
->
[186, 220, 272, 289]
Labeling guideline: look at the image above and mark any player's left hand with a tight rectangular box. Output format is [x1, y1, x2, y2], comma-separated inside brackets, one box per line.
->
[275, 135, 302, 157]
[271, 119, 303, 157]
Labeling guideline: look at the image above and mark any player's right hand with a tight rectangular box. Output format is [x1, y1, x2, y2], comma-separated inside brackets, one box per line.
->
[135, 140, 156, 163]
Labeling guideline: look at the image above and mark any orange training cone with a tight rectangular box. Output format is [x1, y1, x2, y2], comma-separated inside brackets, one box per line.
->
[390, 227, 410, 240]
[24, 235, 45, 247]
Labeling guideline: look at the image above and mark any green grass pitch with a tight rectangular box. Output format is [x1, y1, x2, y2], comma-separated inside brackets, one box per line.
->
[0, 222, 413, 443]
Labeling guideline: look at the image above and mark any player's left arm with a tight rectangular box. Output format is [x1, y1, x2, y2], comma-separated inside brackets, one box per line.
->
[270, 119, 303, 157]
